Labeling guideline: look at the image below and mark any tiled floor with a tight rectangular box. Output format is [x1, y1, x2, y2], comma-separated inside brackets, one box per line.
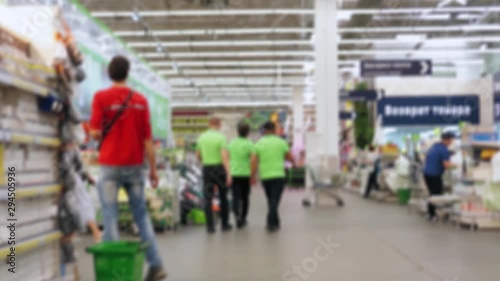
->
[77, 188, 500, 281]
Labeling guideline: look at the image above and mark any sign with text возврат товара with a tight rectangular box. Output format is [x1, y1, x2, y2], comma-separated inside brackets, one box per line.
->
[378, 95, 480, 126]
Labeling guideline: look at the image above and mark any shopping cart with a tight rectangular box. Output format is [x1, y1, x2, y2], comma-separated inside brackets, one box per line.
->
[302, 165, 345, 207]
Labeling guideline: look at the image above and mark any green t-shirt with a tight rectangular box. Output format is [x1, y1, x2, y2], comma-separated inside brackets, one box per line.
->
[196, 129, 227, 165]
[254, 135, 290, 180]
[227, 137, 254, 177]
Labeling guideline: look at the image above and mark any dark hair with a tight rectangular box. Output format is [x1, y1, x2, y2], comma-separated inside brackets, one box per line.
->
[368, 145, 375, 152]
[108, 55, 130, 82]
[262, 121, 275, 133]
[441, 132, 455, 140]
[237, 122, 250, 138]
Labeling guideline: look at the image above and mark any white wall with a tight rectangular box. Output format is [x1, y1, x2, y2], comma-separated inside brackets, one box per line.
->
[375, 76, 494, 129]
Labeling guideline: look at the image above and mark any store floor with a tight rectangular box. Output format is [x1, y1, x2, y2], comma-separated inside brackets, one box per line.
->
[77, 188, 500, 281]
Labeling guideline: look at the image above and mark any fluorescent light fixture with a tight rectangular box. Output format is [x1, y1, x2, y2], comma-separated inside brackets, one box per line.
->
[340, 36, 500, 45]
[156, 43, 163, 53]
[131, 10, 141, 22]
[171, 81, 311, 86]
[168, 77, 309, 85]
[172, 87, 293, 92]
[159, 68, 307, 76]
[338, 49, 500, 56]
[341, 6, 500, 15]
[128, 39, 313, 48]
[151, 61, 307, 67]
[140, 51, 314, 58]
[456, 13, 480, 20]
[339, 24, 500, 33]
[92, 9, 314, 18]
[171, 100, 293, 108]
[115, 28, 314, 37]
[395, 34, 427, 42]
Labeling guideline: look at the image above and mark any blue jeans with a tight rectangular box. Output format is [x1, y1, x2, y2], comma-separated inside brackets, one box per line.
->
[97, 165, 163, 268]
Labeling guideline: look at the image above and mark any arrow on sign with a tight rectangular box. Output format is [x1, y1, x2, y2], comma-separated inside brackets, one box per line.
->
[420, 61, 430, 75]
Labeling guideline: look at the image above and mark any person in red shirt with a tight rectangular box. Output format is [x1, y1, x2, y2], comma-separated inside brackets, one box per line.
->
[90, 56, 166, 281]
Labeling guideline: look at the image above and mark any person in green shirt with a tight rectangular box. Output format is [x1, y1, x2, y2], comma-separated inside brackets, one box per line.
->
[196, 118, 232, 233]
[251, 121, 294, 232]
[227, 122, 254, 229]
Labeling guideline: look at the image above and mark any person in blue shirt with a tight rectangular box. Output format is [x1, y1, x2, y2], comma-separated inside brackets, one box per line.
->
[423, 132, 456, 220]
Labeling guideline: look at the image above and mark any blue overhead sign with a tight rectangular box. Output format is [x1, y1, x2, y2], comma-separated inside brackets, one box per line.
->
[361, 60, 432, 77]
[339, 111, 356, 120]
[494, 73, 500, 122]
[378, 95, 480, 126]
[339, 89, 378, 101]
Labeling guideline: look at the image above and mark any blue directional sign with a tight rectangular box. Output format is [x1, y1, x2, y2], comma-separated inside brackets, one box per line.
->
[361, 60, 432, 77]
[494, 73, 500, 121]
[378, 95, 480, 126]
[339, 89, 378, 101]
[339, 111, 356, 120]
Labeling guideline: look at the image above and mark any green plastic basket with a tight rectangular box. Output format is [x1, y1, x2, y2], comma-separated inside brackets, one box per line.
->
[86, 241, 147, 281]
[397, 188, 412, 205]
[188, 209, 206, 225]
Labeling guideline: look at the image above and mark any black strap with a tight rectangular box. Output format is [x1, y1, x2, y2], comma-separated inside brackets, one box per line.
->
[98, 90, 134, 150]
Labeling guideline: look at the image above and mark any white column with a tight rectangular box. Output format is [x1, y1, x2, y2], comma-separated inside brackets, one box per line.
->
[293, 87, 304, 146]
[313, 0, 339, 171]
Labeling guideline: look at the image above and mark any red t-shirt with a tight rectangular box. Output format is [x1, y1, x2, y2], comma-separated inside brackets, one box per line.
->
[90, 86, 152, 166]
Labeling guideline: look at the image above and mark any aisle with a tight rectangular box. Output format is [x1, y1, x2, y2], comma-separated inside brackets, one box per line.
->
[78, 188, 500, 281]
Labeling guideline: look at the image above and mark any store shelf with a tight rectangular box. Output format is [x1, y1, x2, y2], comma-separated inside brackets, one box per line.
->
[0, 68, 51, 97]
[172, 124, 209, 129]
[0, 184, 62, 200]
[0, 130, 61, 147]
[0, 231, 61, 257]
[467, 141, 500, 148]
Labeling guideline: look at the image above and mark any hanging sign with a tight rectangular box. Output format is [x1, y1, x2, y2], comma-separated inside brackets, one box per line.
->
[339, 89, 378, 101]
[377, 95, 480, 126]
[361, 60, 432, 77]
[339, 111, 356, 120]
[494, 73, 500, 122]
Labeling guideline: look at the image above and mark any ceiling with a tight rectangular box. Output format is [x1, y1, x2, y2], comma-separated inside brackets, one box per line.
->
[77, 0, 500, 107]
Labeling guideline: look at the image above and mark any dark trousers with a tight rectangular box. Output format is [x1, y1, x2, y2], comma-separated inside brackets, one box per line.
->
[363, 171, 379, 198]
[424, 175, 444, 218]
[202, 165, 229, 230]
[262, 178, 285, 228]
[232, 177, 251, 223]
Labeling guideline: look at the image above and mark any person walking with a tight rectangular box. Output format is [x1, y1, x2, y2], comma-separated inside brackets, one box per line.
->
[227, 122, 254, 229]
[252, 122, 294, 232]
[196, 117, 232, 233]
[363, 145, 381, 198]
[90, 56, 166, 281]
[423, 132, 456, 220]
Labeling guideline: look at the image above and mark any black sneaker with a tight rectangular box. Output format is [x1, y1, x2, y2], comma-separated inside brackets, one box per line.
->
[207, 227, 216, 234]
[237, 220, 247, 229]
[144, 266, 167, 281]
[266, 225, 279, 233]
[222, 224, 233, 232]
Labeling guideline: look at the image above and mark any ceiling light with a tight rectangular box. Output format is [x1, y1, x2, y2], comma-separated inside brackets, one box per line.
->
[156, 43, 163, 53]
[131, 9, 141, 22]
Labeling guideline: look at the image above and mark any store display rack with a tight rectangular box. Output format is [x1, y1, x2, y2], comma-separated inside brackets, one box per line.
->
[0, 22, 62, 281]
